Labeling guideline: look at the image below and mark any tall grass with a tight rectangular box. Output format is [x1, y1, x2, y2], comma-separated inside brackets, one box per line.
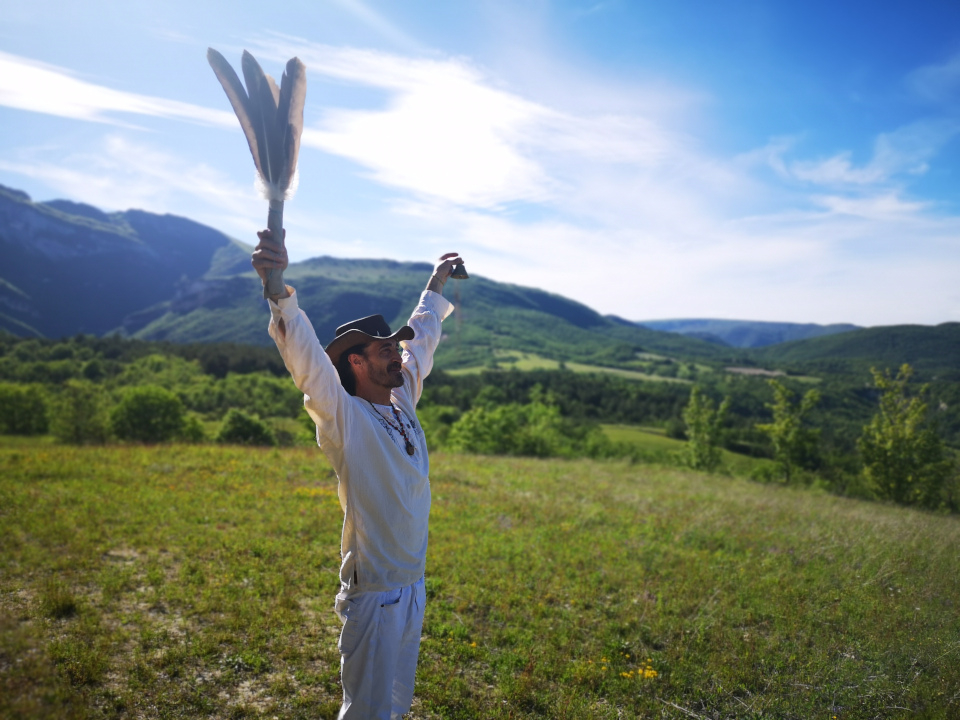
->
[1, 442, 958, 718]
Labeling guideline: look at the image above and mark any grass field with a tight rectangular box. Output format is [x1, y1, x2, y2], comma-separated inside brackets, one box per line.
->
[446, 351, 692, 384]
[2, 442, 959, 719]
[600, 425, 771, 476]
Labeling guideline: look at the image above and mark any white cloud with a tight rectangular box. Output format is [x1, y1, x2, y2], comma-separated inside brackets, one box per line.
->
[812, 193, 932, 220]
[907, 52, 960, 106]
[0, 135, 261, 235]
[271, 44, 557, 207]
[250, 39, 721, 218]
[327, 0, 423, 54]
[2, 38, 957, 326]
[0, 50, 235, 127]
[393, 193, 960, 326]
[235, 37, 960, 325]
[789, 119, 960, 187]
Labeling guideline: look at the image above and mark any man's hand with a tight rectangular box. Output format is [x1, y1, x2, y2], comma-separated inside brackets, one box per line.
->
[426, 252, 463, 294]
[252, 229, 290, 300]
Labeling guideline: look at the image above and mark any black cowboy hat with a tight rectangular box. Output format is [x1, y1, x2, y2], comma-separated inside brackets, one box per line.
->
[324, 314, 415, 366]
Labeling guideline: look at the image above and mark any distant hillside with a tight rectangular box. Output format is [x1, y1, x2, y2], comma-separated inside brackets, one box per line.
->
[5, 183, 954, 379]
[753, 323, 960, 378]
[0, 184, 730, 370]
[0, 183, 237, 338]
[130, 255, 732, 368]
[637, 318, 861, 348]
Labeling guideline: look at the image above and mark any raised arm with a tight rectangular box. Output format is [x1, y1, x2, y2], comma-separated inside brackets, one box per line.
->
[425, 252, 464, 296]
[252, 229, 291, 302]
[252, 228, 353, 454]
[396, 253, 459, 406]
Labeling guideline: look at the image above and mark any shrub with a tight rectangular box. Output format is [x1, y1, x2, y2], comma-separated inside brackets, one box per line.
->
[0, 382, 48, 435]
[859, 364, 953, 509]
[216, 409, 276, 446]
[447, 400, 600, 458]
[178, 412, 208, 443]
[680, 387, 730, 472]
[756, 380, 821, 484]
[49, 379, 110, 444]
[111, 385, 186, 443]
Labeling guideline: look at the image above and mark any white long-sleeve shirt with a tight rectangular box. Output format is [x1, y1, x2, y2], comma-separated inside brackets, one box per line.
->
[268, 288, 454, 595]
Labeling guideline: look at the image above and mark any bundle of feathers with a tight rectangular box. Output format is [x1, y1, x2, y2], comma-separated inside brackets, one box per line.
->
[207, 48, 306, 203]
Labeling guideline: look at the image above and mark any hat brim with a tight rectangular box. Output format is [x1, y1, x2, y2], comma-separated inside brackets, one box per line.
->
[325, 325, 415, 367]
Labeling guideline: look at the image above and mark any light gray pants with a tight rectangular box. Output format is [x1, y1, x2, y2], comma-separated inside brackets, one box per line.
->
[336, 576, 426, 720]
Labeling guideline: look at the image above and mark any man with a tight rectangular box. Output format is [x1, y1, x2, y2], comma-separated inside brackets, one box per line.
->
[251, 229, 461, 720]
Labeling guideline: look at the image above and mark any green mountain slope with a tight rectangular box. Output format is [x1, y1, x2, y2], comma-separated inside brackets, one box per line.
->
[0, 183, 732, 367]
[130, 254, 731, 368]
[0, 184, 232, 338]
[753, 323, 960, 378]
[638, 318, 861, 348]
[3, 182, 955, 381]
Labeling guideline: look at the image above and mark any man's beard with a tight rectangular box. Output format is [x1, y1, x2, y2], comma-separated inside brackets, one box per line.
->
[369, 360, 405, 390]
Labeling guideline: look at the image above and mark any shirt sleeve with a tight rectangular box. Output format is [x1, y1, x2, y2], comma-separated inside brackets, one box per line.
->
[397, 289, 455, 407]
[268, 288, 351, 452]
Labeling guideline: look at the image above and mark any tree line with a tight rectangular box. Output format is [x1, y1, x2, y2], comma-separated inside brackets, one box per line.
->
[0, 333, 956, 511]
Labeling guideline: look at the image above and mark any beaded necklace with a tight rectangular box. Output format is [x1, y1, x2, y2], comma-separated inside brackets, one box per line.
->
[366, 400, 416, 455]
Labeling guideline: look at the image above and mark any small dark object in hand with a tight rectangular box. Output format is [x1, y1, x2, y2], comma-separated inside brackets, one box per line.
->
[450, 263, 469, 279]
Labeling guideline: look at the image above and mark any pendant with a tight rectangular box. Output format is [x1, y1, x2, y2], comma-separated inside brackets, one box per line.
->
[405, 441, 415, 456]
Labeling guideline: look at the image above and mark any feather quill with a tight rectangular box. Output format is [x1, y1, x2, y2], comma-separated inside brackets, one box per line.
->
[277, 57, 307, 196]
[207, 48, 306, 297]
[206, 49, 262, 180]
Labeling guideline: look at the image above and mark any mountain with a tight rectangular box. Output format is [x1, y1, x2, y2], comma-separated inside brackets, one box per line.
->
[753, 323, 960, 378]
[126, 255, 733, 368]
[0, 184, 240, 339]
[637, 318, 861, 348]
[0, 184, 730, 369]
[3, 183, 955, 378]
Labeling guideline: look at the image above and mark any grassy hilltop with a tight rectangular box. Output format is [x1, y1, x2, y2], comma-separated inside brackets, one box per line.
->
[2, 442, 958, 719]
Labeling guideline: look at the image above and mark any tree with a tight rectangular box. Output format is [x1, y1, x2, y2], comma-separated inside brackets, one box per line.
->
[49, 379, 110, 444]
[756, 380, 820, 483]
[0, 383, 49, 435]
[445, 395, 604, 458]
[858, 364, 952, 509]
[111, 385, 185, 443]
[680, 387, 730, 472]
[216, 409, 277, 446]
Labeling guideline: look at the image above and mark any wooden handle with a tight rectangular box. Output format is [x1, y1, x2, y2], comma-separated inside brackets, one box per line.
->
[263, 199, 286, 298]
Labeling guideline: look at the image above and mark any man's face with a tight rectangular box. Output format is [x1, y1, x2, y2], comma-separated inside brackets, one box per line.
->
[357, 339, 405, 390]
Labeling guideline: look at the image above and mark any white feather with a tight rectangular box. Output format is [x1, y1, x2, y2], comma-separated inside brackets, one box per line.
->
[255, 167, 299, 202]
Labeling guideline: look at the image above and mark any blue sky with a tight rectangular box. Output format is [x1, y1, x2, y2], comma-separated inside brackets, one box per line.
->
[1, 0, 958, 326]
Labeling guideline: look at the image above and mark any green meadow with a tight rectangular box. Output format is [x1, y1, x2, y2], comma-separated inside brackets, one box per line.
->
[445, 351, 692, 384]
[2, 442, 958, 719]
[600, 425, 772, 477]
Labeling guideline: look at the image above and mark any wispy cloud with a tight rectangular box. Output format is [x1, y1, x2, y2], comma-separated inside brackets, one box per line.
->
[234, 36, 960, 324]
[252, 38, 705, 213]
[255, 42, 555, 207]
[788, 119, 960, 186]
[907, 52, 960, 106]
[0, 51, 235, 127]
[0, 135, 260, 234]
[2, 36, 957, 326]
[328, 0, 423, 54]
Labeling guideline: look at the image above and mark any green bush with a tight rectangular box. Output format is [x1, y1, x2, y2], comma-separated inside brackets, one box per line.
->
[49, 379, 110, 444]
[859, 364, 953, 509]
[0, 382, 48, 435]
[178, 412, 208, 443]
[216, 409, 276, 446]
[446, 400, 603, 458]
[111, 385, 185, 443]
[680, 387, 730, 472]
[756, 380, 821, 484]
